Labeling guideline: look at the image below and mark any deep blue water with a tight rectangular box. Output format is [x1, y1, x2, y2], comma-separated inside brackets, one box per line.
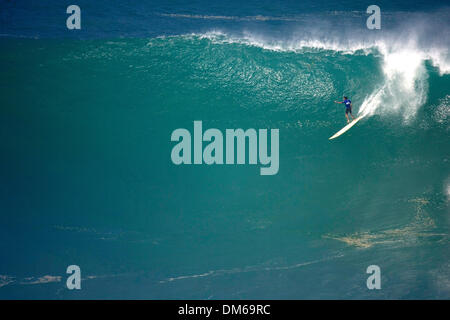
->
[0, 1, 449, 299]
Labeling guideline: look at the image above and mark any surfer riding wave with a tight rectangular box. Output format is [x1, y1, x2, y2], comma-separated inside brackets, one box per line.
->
[335, 96, 355, 123]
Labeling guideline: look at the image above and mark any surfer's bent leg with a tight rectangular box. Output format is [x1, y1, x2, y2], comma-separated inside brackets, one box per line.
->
[347, 107, 355, 120]
[345, 108, 351, 122]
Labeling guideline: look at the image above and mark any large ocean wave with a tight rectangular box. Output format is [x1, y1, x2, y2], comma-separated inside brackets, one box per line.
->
[0, 3, 449, 299]
[148, 28, 449, 124]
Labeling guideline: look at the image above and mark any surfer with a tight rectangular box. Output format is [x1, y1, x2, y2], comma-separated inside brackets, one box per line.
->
[334, 96, 355, 123]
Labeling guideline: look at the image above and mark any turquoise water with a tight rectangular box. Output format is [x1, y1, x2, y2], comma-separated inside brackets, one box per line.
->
[0, 2, 449, 299]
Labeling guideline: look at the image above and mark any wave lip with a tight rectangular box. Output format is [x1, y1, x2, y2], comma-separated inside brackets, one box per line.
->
[159, 13, 303, 22]
[176, 29, 448, 121]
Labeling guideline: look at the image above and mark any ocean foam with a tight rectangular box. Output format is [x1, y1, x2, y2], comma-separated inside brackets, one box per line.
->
[179, 29, 448, 122]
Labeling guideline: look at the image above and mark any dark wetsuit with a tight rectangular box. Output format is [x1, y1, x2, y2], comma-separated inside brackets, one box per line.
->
[343, 99, 352, 114]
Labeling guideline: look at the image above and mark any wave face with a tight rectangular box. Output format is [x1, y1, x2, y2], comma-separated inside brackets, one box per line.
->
[154, 29, 449, 123]
[0, 2, 449, 299]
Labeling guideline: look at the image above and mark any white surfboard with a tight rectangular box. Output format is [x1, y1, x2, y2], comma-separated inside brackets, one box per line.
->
[329, 115, 365, 140]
